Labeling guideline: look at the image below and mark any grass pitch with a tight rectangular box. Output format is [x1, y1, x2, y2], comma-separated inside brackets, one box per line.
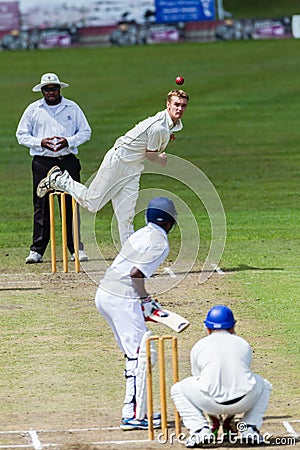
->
[0, 40, 299, 446]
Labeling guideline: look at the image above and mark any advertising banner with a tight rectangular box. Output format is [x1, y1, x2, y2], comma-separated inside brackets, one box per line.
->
[251, 18, 292, 40]
[147, 24, 180, 43]
[0, 2, 20, 31]
[6, 0, 156, 29]
[214, 17, 292, 41]
[155, 0, 215, 23]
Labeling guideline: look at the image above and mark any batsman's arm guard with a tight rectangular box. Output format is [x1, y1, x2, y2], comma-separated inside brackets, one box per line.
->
[135, 330, 157, 420]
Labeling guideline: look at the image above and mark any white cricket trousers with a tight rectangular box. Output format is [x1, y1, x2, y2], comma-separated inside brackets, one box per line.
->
[55, 148, 144, 244]
[95, 285, 148, 419]
[171, 375, 272, 433]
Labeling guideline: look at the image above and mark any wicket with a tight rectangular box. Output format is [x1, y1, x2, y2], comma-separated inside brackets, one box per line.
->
[146, 335, 181, 441]
[49, 192, 80, 273]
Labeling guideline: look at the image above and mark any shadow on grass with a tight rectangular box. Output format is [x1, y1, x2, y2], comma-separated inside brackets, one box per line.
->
[155, 265, 284, 278]
[222, 264, 284, 273]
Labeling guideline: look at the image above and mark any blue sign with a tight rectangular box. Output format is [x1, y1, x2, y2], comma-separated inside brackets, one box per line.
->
[155, 0, 215, 23]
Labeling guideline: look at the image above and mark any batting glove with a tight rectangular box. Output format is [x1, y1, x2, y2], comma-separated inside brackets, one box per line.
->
[141, 296, 163, 320]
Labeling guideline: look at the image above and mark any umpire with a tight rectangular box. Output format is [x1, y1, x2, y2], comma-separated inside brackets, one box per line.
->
[16, 73, 91, 264]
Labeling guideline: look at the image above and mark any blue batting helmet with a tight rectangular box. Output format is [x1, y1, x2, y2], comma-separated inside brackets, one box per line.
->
[204, 305, 236, 330]
[146, 197, 177, 226]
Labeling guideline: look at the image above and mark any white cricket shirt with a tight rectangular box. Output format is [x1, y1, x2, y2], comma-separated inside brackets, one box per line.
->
[100, 222, 169, 296]
[113, 109, 183, 162]
[190, 331, 256, 402]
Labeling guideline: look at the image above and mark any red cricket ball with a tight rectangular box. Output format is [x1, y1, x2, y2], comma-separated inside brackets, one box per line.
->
[175, 76, 184, 85]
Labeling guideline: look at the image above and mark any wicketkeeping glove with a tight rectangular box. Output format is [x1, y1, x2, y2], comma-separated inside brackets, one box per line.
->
[141, 296, 164, 320]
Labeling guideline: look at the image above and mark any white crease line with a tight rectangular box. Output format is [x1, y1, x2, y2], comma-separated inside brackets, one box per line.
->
[1, 422, 299, 449]
[0, 427, 151, 448]
[40, 426, 120, 433]
[282, 421, 299, 438]
[0, 442, 149, 449]
[0, 445, 60, 449]
[0, 273, 89, 278]
[28, 430, 43, 450]
[0, 427, 119, 435]
[0, 431, 25, 434]
[89, 439, 150, 445]
[0, 446, 32, 449]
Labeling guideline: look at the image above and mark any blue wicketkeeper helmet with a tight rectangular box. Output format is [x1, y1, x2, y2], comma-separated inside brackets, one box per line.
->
[204, 305, 236, 329]
[146, 197, 177, 227]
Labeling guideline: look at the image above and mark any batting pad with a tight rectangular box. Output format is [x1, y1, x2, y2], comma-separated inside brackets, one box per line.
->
[135, 330, 157, 420]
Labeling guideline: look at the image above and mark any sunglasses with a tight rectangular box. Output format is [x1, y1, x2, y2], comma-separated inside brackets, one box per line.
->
[42, 86, 60, 93]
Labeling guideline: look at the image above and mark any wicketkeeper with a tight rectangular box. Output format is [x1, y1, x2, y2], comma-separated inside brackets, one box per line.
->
[171, 305, 272, 448]
[94, 197, 177, 430]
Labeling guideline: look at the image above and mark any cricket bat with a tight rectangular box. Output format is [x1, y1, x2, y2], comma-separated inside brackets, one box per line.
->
[149, 309, 190, 333]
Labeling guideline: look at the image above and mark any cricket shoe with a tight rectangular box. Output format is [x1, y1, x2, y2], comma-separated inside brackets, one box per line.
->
[37, 166, 62, 198]
[71, 250, 89, 262]
[120, 416, 161, 431]
[25, 250, 43, 264]
[240, 425, 263, 445]
[185, 427, 215, 448]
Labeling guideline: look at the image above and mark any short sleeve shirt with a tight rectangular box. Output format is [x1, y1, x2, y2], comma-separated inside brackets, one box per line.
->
[190, 331, 256, 402]
[100, 222, 169, 297]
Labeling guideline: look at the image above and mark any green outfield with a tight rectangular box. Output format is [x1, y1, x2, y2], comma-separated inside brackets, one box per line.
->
[225, 0, 300, 18]
[0, 40, 299, 446]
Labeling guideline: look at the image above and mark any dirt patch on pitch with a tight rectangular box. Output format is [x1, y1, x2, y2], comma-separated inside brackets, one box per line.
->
[0, 265, 299, 448]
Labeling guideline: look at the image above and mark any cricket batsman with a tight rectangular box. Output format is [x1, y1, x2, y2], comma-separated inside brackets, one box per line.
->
[95, 197, 177, 429]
